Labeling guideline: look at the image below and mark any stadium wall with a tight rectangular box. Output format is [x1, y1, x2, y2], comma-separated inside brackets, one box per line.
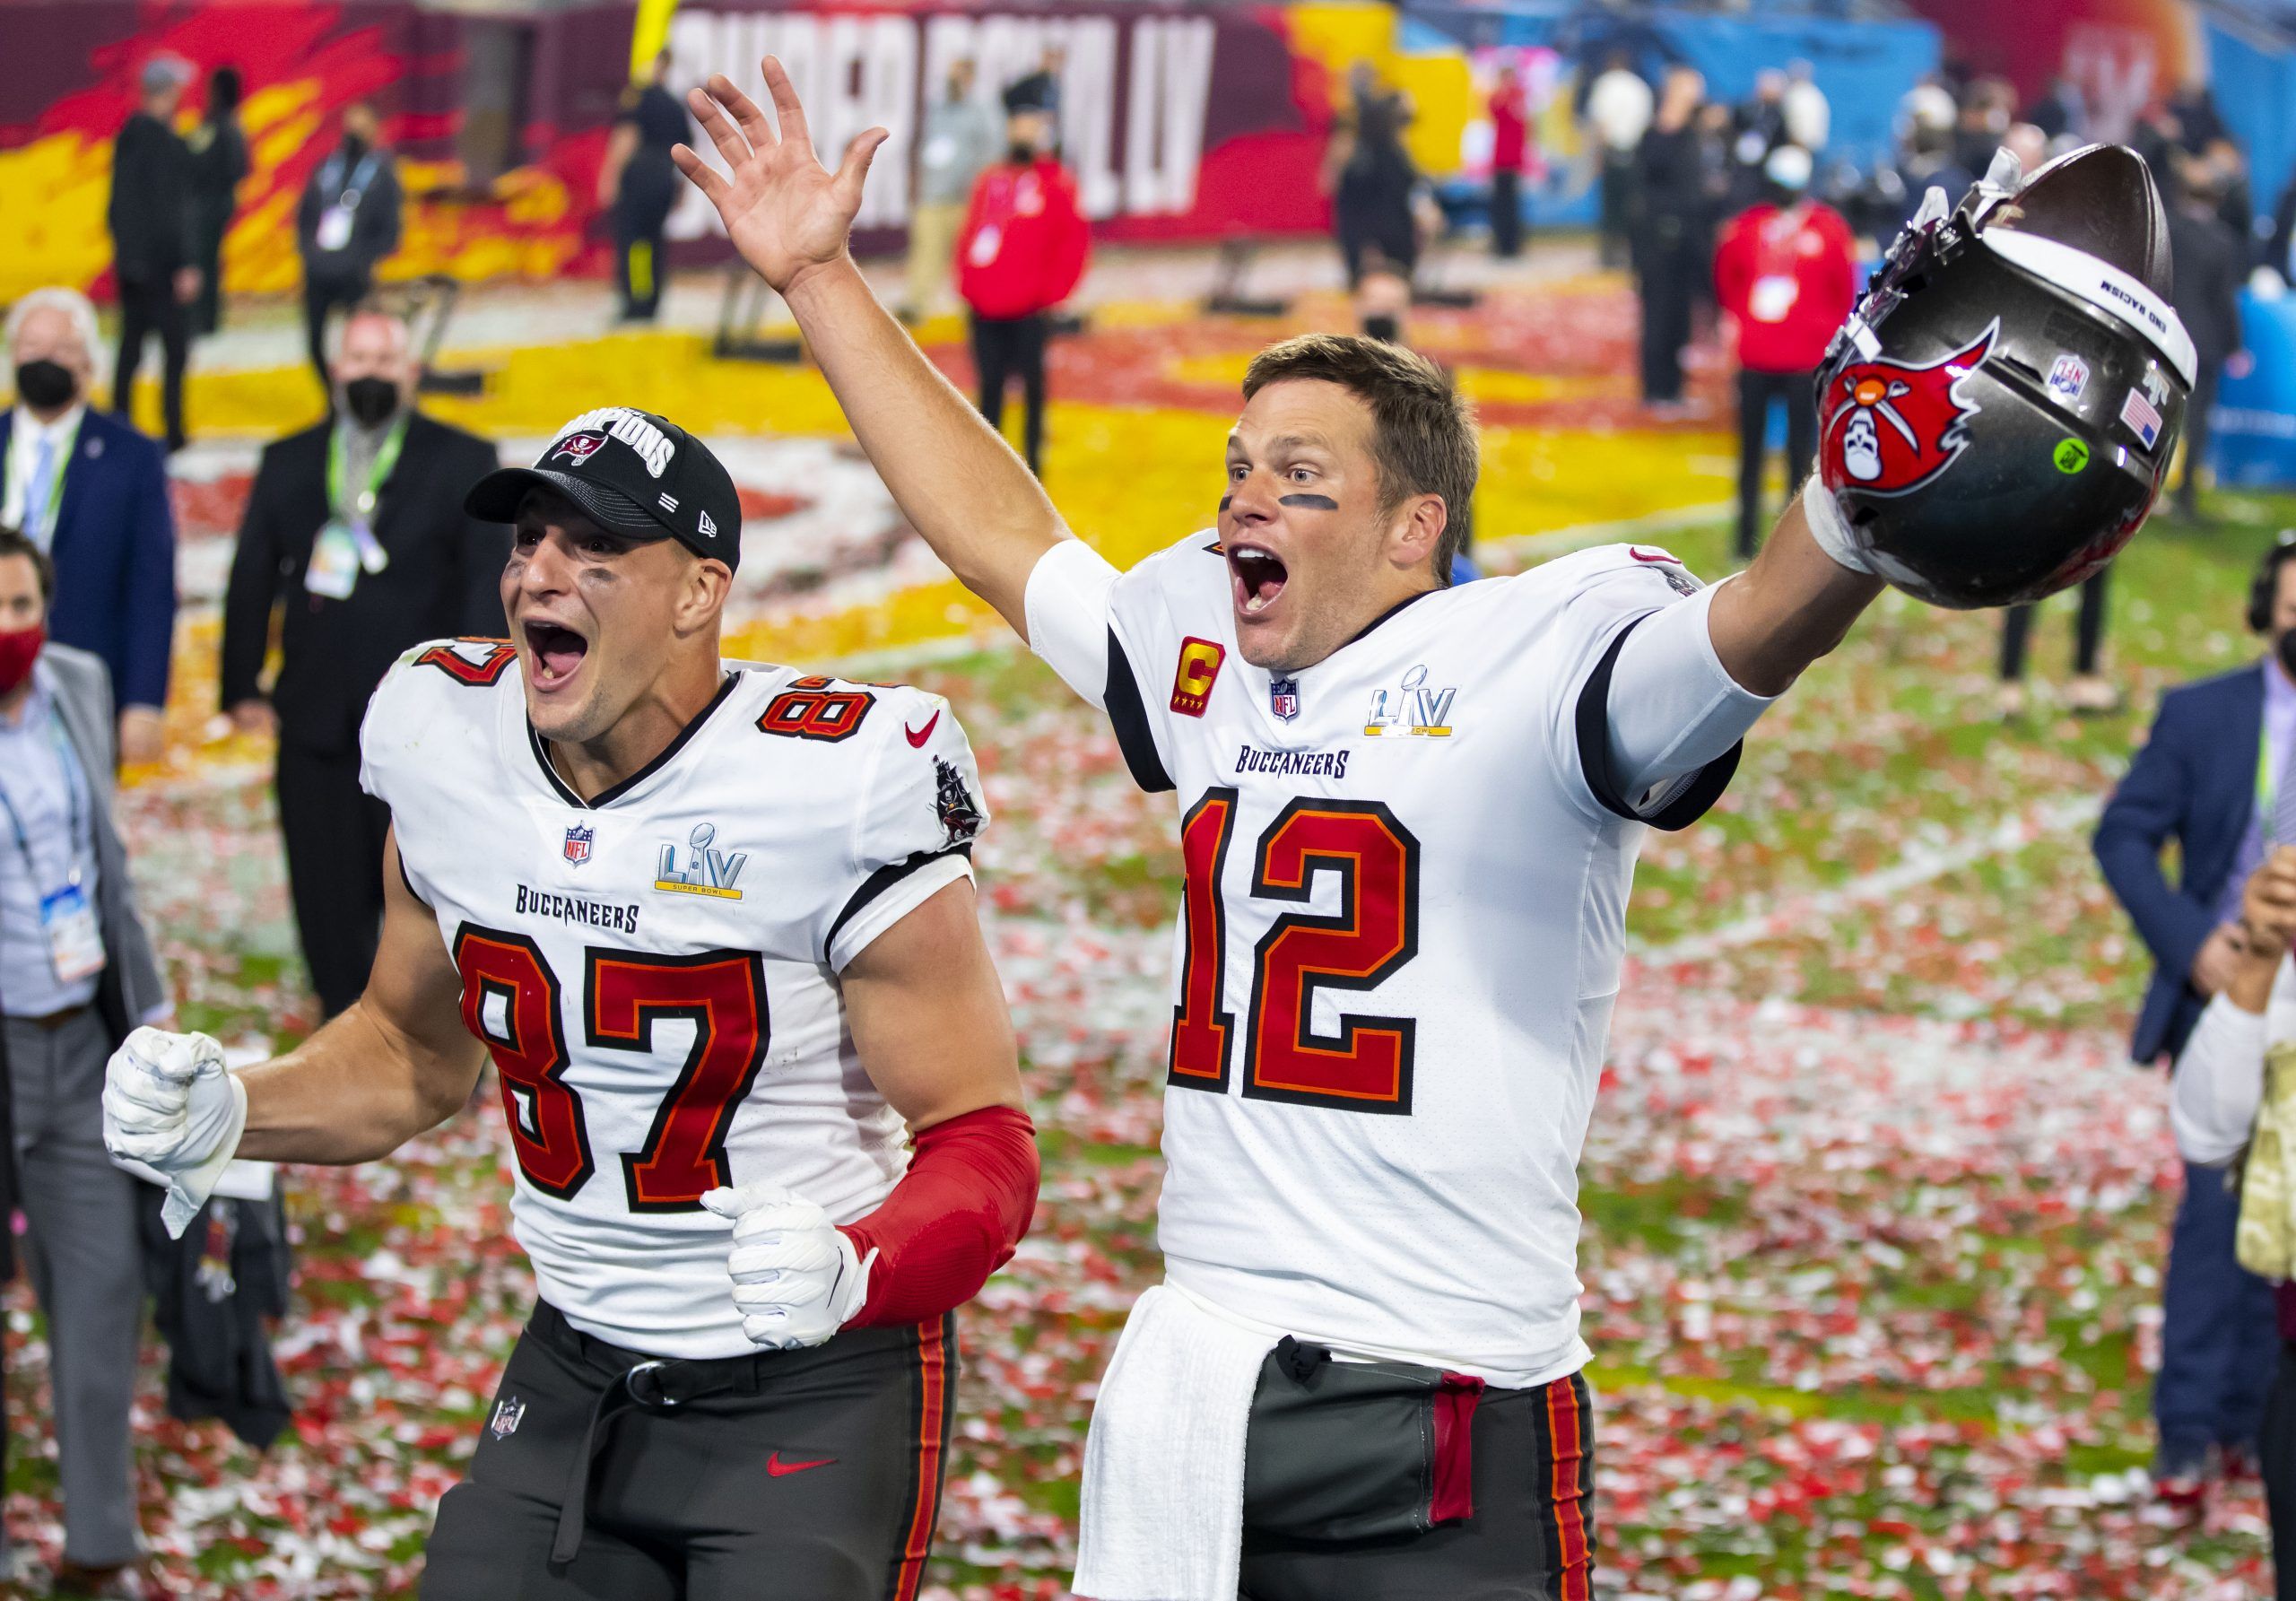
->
[0, 0, 1435, 301]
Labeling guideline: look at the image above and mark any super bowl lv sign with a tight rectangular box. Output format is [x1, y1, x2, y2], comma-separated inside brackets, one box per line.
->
[666, 8, 1219, 234]
[1821, 323, 1996, 497]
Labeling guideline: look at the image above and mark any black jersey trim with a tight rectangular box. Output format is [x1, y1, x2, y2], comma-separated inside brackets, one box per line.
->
[1574, 616, 1743, 833]
[389, 819, 430, 908]
[1104, 628, 1176, 795]
[824, 843, 974, 966]
[528, 672, 742, 810]
[1339, 587, 1438, 651]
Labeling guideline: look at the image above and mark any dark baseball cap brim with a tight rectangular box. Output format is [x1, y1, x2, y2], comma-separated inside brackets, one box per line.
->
[465, 466, 680, 545]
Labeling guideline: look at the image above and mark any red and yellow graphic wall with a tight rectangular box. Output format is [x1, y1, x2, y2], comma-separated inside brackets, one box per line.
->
[0, 0, 1474, 303]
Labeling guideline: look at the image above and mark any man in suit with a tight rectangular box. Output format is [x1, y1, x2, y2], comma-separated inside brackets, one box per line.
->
[107, 56, 201, 454]
[220, 307, 505, 1015]
[2095, 534, 2296, 1504]
[296, 103, 403, 398]
[3, 288, 178, 767]
[2166, 161, 2247, 521]
[0, 526, 169, 1598]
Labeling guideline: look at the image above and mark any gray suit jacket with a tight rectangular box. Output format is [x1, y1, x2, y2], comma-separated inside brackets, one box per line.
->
[4, 644, 170, 1040]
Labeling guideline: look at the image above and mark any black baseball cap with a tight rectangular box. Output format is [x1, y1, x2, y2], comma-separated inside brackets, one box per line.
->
[465, 406, 744, 570]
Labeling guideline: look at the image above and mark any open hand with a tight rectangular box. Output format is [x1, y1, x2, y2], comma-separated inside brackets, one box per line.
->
[672, 58, 888, 299]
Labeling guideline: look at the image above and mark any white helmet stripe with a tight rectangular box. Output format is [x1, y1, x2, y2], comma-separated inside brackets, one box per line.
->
[1981, 228, 2198, 388]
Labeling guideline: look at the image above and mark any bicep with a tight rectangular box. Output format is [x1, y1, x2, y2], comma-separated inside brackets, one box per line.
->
[362, 829, 486, 1113]
[1022, 537, 1119, 708]
[1603, 583, 1774, 796]
[841, 877, 1022, 1131]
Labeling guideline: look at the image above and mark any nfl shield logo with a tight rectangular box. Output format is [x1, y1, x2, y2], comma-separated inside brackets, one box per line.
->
[563, 824, 594, 866]
[1269, 676, 1301, 723]
[490, 1397, 526, 1439]
[2046, 353, 2089, 405]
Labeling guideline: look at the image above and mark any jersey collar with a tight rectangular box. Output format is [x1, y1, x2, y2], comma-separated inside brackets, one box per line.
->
[526, 671, 741, 810]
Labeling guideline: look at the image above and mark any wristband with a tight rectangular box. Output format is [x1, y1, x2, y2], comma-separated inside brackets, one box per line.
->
[1799, 475, 1876, 576]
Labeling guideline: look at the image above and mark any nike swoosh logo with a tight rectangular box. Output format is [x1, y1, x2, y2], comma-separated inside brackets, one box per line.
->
[904, 711, 940, 748]
[767, 1451, 837, 1477]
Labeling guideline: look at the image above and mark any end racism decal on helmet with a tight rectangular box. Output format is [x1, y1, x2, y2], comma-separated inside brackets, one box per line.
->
[1819, 322, 1995, 499]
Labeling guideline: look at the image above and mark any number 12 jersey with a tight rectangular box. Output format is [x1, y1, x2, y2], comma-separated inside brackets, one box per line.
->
[1030, 535, 1756, 1387]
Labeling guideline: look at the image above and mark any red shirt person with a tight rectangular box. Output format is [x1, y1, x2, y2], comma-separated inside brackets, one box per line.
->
[956, 118, 1089, 474]
[1487, 65, 1531, 258]
[1711, 144, 1857, 556]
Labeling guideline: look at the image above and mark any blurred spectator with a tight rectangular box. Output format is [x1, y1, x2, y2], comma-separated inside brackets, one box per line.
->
[2167, 161, 2247, 522]
[902, 58, 999, 325]
[1735, 69, 1788, 166]
[3, 290, 177, 766]
[2169, 79, 2230, 157]
[1003, 43, 1066, 151]
[1325, 64, 1423, 291]
[1892, 83, 1977, 231]
[1632, 65, 1708, 413]
[1953, 78, 2015, 181]
[2261, 166, 2296, 285]
[0, 525, 169, 1598]
[1583, 50, 1653, 269]
[1781, 60, 1830, 154]
[2095, 535, 2296, 1507]
[598, 52, 690, 325]
[1712, 144, 1853, 559]
[220, 308, 506, 1017]
[1488, 64, 1529, 261]
[2168, 844, 2296, 1578]
[2028, 74, 2084, 143]
[108, 55, 199, 455]
[956, 109, 1089, 477]
[297, 103, 402, 398]
[1997, 570, 2116, 718]
[185, 65, 248, 338]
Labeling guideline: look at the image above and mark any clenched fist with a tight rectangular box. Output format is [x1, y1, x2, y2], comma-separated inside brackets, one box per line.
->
[102, 1026, 248, 1238]
[700, 1182, 875, 1349]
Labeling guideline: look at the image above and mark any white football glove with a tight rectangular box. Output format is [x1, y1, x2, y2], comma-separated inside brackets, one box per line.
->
[700, 1182, 876, 1350]
[102, 1026, 248, 1239]
[1800, 471, 1876, 577]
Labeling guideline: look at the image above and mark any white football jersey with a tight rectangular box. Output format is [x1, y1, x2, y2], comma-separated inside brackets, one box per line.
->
[1036, 535, 1745, 1387]
[361, 640, 989, 1358]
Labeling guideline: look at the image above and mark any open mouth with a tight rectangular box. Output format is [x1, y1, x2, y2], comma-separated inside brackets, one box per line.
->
[523, 620, 590, 689]
[1228, 544, 1289, 618]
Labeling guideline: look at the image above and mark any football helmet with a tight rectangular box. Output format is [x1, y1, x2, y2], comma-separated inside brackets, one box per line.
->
[1813, 144, 2195, 608]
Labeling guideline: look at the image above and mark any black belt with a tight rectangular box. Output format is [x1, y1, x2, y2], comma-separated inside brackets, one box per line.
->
[7, 1003, 91, 1031]
[529, 1302, 778, 1565]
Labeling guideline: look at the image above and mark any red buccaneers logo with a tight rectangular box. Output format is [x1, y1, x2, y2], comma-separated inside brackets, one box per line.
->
[551, 431, 607, 466]
[1820, 322, 1996, 497]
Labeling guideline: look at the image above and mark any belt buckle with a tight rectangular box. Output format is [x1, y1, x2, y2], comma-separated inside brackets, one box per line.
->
[624, 1360, 681, 1409]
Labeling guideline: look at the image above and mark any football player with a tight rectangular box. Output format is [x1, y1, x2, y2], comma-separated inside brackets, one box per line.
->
[674, 67, 2193, 1599]
[101, 407, 1039, 1599]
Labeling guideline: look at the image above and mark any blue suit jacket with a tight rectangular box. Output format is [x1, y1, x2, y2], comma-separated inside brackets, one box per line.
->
[0, 407, 177, 711]
[2094, 661, 2265, 1066]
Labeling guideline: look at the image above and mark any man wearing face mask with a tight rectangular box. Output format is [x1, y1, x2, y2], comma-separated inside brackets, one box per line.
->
[2095, 532, 2296, 1507]
[3, 289, 178, 769]
[297, 103, 404, 399]
[0, 525, 170, 1598]
[219, 307, 506, 1016]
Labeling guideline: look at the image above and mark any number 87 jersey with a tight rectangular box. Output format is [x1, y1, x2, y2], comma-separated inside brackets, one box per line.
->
[359, 640, 990, 1359]
[1027, 535, 1752, 1388]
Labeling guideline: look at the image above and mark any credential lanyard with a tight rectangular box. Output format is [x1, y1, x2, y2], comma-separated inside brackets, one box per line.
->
[2263, 730, 2283, 849]
[328, 413, 407, 565]
[0, 709, 88, 894]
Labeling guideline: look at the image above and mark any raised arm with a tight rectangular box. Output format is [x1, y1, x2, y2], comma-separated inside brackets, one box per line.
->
[1705, 488, 1886, 696]
[104, 827, 486, 1232]
[673, 61, 1067, 636]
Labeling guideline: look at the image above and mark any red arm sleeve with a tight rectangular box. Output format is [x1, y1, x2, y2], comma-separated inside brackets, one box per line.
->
[837, 1103, 1041, 1328]
[1043, 169, 1091, 309]
[1713, 216, 1749, 317]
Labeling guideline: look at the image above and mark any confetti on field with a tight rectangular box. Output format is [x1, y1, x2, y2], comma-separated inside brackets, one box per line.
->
[22, 272, 2295, 1597]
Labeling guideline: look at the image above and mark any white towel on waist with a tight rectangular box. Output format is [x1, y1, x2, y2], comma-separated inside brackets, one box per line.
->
[1073, 1283, 1278, 1601]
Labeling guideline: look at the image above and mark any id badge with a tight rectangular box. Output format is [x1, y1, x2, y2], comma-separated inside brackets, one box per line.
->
[306, 520, 361, 600]
[39, 880, 105, 985]
[316, 204, 353, 252]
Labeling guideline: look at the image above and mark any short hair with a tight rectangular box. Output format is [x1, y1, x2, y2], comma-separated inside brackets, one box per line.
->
[1241, 334, 1479, 583]
[4, 287, 108, 389]
[0, 526, 55, 605]
[324, 300, 412, 365]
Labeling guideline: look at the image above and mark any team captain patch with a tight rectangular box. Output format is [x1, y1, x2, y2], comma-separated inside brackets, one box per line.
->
[1170, 638, 1225, 718]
